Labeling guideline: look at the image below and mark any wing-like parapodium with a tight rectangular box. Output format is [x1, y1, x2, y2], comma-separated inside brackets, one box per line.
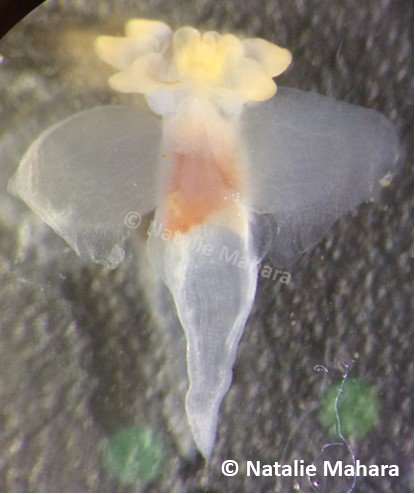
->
[8, 105, 162, 268]
[241, 87, 400, 266]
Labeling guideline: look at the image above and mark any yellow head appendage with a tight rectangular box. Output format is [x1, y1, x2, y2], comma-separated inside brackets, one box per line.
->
[173, 29, 242, 84]
[94, 19, 292, 104]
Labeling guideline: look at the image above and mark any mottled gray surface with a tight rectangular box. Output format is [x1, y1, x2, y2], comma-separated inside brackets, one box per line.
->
[0, 0, 413, 492]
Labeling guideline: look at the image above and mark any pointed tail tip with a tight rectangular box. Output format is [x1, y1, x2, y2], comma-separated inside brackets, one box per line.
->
[194, 429, 214, 462]
[199, 439, 214, 462]
[186, 405, 219, 462]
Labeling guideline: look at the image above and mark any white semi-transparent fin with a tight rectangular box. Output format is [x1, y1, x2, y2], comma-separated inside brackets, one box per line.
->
[147, 216, 258, 459]
[241, 87, 401, 266]
[8, 105, 161, 268]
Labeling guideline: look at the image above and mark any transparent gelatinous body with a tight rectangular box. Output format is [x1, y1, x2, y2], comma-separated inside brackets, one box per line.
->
[8, 19, 400, 459]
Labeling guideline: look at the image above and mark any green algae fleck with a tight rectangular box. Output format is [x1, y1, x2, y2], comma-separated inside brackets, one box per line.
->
[103, 426, 165, 484]
[319, 378, 380, 439]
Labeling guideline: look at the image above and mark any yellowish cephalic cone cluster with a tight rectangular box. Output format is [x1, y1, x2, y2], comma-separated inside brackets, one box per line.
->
[94, 19, 292, 104]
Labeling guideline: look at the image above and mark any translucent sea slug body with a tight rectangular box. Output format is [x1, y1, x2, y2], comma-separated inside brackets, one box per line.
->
[97, 21, 293, 458]
[9, 19, 400, 459]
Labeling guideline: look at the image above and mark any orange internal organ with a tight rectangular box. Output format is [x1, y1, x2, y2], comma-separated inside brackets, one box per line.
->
[164, 146, 242, 234]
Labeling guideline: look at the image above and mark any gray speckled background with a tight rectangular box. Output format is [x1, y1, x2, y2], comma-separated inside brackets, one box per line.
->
[0, 0, 413, 492]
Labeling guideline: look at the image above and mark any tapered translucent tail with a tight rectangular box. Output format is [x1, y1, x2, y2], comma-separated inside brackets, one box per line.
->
[148, 217, 258, 458]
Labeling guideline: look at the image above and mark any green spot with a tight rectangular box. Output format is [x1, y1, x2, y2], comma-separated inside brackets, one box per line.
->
[103, 426, 165, 484]
[319, 378, 380, 439]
